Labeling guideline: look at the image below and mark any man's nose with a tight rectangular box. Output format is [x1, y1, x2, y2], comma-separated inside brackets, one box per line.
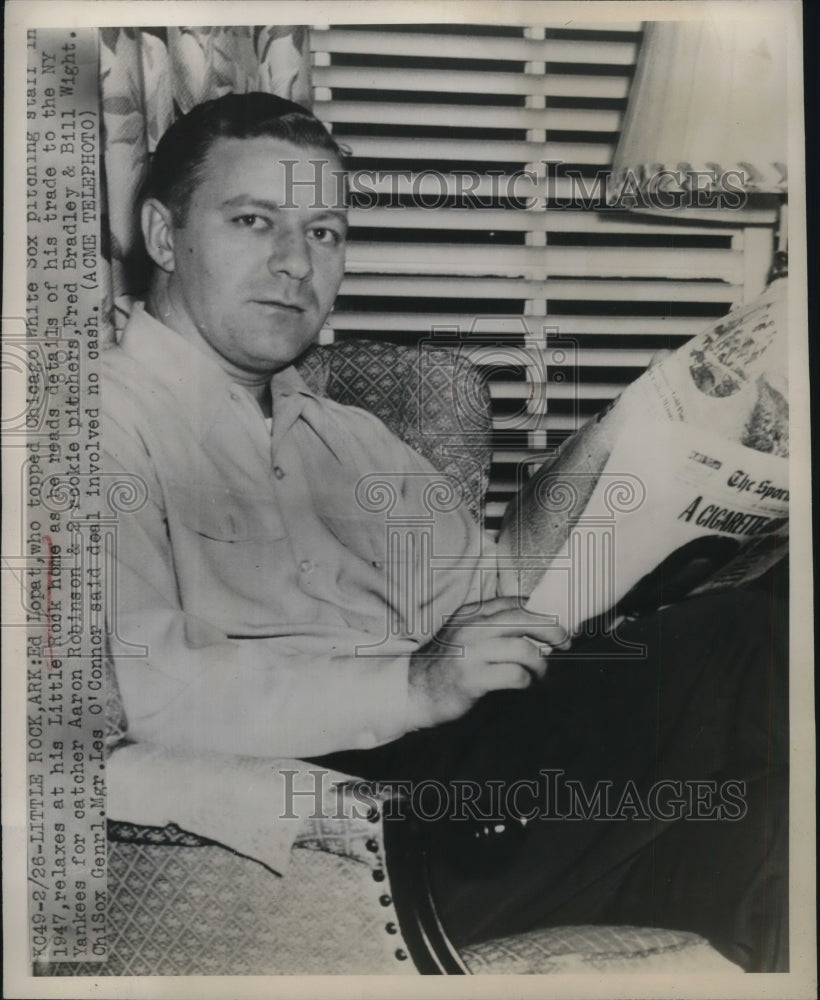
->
[267, 229, 312, 281]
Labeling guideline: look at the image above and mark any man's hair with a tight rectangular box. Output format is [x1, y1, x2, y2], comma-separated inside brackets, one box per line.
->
[143, 92, 346, 226]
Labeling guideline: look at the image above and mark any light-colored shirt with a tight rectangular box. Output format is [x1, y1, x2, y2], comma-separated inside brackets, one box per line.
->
[104, 304, 494, 759]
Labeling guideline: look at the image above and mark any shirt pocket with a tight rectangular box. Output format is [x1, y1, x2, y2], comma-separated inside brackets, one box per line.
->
[170, 482, 287, 542]
[166, 481, 288, 626]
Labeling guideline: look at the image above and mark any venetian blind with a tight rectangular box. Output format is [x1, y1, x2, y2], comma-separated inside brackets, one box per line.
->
[310, 23, 777, 531]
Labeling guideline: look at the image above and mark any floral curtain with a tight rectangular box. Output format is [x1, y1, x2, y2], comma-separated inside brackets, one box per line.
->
[98, 26, 312, 344]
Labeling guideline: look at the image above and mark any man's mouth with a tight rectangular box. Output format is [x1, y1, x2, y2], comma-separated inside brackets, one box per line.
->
[253, 299, 306, 313]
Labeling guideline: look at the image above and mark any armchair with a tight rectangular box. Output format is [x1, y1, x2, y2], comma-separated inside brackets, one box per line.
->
[37, 341, 740, 977]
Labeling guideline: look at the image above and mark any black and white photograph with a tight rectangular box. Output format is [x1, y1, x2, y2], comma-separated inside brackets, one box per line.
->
[3, 1, 815, 996]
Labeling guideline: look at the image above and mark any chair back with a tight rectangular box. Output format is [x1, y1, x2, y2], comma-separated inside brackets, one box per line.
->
[298, 340, 492, 522]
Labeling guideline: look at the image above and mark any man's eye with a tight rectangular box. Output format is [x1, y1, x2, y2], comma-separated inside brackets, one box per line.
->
[233, 214, 271, 231]
[308, 226, 344, 246]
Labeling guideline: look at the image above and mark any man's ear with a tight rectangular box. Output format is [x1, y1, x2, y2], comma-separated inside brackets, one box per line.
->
[141, 198, 177, 273]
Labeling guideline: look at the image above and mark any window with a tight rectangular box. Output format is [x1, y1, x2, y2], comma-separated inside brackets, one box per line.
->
[311, 23, 777, 531]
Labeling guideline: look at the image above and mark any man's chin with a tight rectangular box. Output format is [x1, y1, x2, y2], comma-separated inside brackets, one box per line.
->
[244, 330, 319, 373]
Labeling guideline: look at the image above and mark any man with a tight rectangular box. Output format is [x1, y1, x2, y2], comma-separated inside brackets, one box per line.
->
[105, 92, 566, 758]
[104, 93, 787, 972]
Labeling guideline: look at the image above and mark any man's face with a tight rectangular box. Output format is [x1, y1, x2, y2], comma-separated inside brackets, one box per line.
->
[164, 136, 347, 377]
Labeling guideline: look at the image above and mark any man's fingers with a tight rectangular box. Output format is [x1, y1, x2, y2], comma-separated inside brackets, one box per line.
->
[450, 597, 569, 646]
[471, 661, 533, 693]
[483, 637, 550, 678]
[454, 613, 568, 650]
[515, 623, 569, 647]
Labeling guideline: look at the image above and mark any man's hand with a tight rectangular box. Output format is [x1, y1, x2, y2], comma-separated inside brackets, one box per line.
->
[407, 596, 568, 730]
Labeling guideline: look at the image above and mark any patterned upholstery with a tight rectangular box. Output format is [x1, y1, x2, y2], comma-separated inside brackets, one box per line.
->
[460, 924, 742, 974]
[297, 339, 493, 522]
[41, 845, 741, 976]
[38, 836, 417, 976]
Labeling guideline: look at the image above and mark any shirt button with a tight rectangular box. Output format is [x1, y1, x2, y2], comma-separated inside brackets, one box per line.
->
[395, 948, 408, 961]
[299, 560, 313, 573]
[229, 390, 240, 402]
[273, 466, 285, 480]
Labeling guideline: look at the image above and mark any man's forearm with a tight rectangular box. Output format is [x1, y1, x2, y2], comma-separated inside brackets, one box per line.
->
[113, 614, 414, 757]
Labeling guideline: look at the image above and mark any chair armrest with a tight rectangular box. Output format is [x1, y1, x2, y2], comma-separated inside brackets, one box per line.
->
[106, 741, 369, 875]
[460, 924, 743, 974]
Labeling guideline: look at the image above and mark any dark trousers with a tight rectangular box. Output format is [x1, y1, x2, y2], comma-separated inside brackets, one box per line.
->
[318, 586, 788, 973]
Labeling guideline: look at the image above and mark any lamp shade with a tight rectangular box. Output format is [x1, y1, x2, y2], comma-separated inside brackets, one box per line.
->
[611, 19, 788, 199]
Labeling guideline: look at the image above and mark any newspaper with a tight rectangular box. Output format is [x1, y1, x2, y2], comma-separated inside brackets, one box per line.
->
[2, 3, 815, 1000]
[499, 284, 790, 635]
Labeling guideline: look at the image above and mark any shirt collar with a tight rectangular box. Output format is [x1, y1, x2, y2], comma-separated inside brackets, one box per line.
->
[120, 303, 319, 438]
